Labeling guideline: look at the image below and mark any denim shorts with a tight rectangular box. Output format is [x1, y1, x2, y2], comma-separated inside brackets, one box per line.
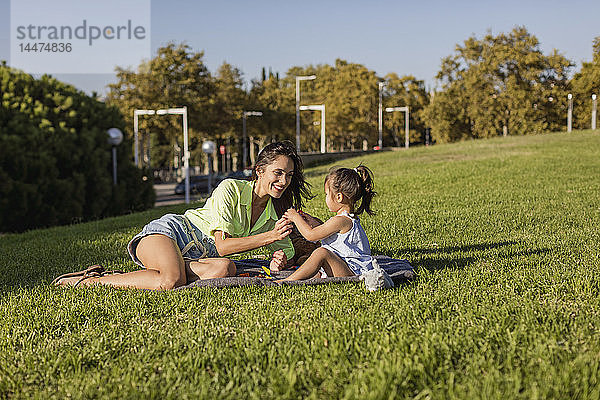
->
[127, 213, 219, 268]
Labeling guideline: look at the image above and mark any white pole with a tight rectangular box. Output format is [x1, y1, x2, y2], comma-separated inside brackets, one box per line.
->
[567, 93, 573, 132]
[295, 76, 316, 152]
[385, 106, 409, 149]
[296, 77, 300, 152]
[241, 111, 262, 168]
[182, 106, 190, 204]
[299, 104, 325, 153]
[242, 113, 247, 168]
[405, 107, 410, 149]
[592, 94, 597, 130]
[321, 105, 326, 154]
[378, 82, 384, 149]
[133, 112, 139, 167]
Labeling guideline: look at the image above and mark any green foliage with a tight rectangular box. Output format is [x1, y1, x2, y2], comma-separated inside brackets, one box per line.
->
[106, 43, 216, 169]
[249, 60, 429, 151]
[425, 27, 573, 142]
[106, 32, 600, 159]
[213, 62, 247, 139]
[0, 66, 154, 232]
[383, 73, 430, 145]
[571, 37, 600, 130]
[0, 131, 599, 398]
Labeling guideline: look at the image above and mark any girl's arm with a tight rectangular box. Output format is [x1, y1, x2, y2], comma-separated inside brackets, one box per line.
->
[298, 211, 323, 228]
[284, 209, 352, 242]
[213, 218, 292, 256]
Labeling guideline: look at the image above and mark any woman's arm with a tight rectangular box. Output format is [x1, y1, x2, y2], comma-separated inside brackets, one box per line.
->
[284, 209, 351, 242]
[213, 218, 292, 256]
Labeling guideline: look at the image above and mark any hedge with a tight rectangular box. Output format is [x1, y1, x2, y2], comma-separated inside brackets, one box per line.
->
[0, 64, 154, 232]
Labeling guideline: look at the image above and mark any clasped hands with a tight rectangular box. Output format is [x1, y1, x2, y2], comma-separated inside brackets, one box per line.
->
[269, 209, 320, 272]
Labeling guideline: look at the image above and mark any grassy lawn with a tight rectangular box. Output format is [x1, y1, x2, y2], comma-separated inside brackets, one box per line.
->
[1, 130, 599, 399]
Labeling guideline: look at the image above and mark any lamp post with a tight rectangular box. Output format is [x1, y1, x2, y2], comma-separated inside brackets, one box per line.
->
[156, 107, 190, 204]
[202, 140, 216, 193]
[296, 75, 316, 152]
[567, 93, 573, 132]
[592, 94, 597, 130]
[133, 109, 155, 167]
[133, 107, 190, 202]
[385, 106, 410, 149]
[242, 111, 263, 168]
[378, 81, 385, 149]
[299, 104, 326, 153]
[107, 128, 123, 185]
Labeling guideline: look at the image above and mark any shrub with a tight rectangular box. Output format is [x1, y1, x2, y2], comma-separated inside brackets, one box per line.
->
[0, 64, 154, 232]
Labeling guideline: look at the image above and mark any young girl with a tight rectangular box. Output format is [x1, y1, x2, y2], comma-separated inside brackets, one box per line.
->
[281, 165, 376, 281]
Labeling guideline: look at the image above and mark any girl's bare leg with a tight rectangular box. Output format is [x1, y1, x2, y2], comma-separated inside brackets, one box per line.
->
[57, 234, 235, 290]
[281, 247, 354, 281]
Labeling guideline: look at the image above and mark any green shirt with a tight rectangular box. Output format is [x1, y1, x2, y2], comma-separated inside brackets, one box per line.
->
[184, 179, 295, 260]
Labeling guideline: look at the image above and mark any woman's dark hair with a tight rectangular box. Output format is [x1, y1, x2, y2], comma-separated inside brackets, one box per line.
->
[325, 164, 376, 216]
[253, 140, 314, 216]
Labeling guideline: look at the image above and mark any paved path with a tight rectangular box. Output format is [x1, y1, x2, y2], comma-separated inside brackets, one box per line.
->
[154, 183, 202, 207]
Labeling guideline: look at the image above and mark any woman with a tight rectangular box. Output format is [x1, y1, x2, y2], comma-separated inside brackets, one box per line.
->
[55, 141, 313, 289]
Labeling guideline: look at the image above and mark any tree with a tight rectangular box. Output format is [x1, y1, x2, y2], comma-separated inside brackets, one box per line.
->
[212, 62, 248, 169]
[106, 43, 215, 171]
[570, 37, 600, 130]
[248, 70, 295, 147]
[213, 62, 246, 138]
[382, 74, 430, 145]
[0, 65, 154, 232]
[424, 27, 573, 143]
[316, 60, 379, 151]
[258, 61, 381, 152]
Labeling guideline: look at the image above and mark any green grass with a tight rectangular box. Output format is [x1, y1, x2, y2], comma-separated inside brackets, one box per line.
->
[1, 131, 599, 399]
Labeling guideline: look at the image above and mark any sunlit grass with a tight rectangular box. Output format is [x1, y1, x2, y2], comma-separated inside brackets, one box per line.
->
[0, 130, 599, 399]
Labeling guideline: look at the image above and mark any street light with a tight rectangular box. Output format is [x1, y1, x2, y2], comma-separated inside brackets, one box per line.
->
[296, 75, 317, 152]
[385, 106, 410, 149]
[592, 94, 597, 130]
[242, 111, 263, 168]
[567, 93, 573, 133]
[378, 81, 385, 149]
[202, 140, 216, 193]
[134, 107, 191, 203]
[107, 128, 123, 185]
[133, 109, 155, 167]
[299, 104, 326, 153]
[156, 107, 190, 203]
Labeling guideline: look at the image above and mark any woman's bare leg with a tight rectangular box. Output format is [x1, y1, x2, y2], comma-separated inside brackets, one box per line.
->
[281, 247, 354, 281]
[185, 258, 236, 283]
[65, 234, 187, 290]
[57, 234, 235, 290]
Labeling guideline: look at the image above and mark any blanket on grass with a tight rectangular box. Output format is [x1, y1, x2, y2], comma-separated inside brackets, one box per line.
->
[177, 255, 414, 290]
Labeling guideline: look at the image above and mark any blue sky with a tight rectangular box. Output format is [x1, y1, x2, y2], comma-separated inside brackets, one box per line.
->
[1, 0, 598, 94]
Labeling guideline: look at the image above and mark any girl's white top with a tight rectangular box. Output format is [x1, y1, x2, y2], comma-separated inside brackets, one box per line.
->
[320, 210, 374, 275]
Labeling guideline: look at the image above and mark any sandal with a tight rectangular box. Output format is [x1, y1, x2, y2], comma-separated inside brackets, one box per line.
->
[52, 265, 125, 287]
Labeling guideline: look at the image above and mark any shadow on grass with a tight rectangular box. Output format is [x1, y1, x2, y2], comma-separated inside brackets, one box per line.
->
[372, 240, 521, 258]
[412, 248, 551, 273]
[372, 240, 551, 273]
[398, 240, 521, 254]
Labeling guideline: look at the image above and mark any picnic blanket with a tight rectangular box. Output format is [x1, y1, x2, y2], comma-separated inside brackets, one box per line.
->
[177, 255, 414, 290]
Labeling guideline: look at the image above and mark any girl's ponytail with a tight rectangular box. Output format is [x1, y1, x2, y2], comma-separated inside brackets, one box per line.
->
[325, 164, 376, 216]
[354, 164, 376, 216]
